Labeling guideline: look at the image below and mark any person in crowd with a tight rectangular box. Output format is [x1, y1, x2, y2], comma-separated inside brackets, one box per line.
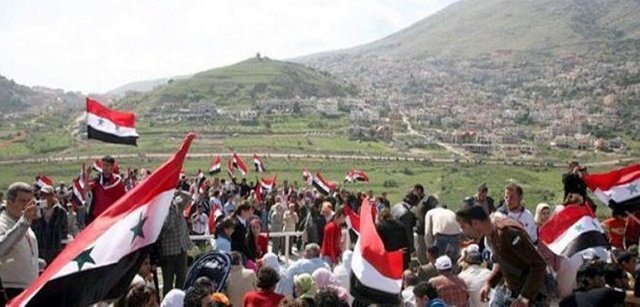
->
[559, 260, 618, 307]
[269, 200, 285, 256]
[412, 184, 438, 265]
[261, 252, 293, 296]
[428, 255, 469, 307]
[183, 284, 213, 307]
[287, 243, 330, 279]
[424, 204, 461, 273]
[601, 212, 628, 249]
[161, 288, 185, 307]
[391, 193, 418, 266]
[283, 202, 299, 255]
[413, 281, 447, 307]
[31, 185, 67, 264]
[312, 268, 348, 303]
[562, 161, 588, 202]
[456, 205, 547, 306]
[457, 250, 491, 307]
[603, 262, 640, 304]
[158, 190, 192, 296]
[402, 270, 419, 307]
[534, 203, 552, 228]
[314, 288, 347, 307]
[474, 183, 495, 214]
[303, 199, 326, 246]
[223, 194, 237, 217]
[243, 266, 285, 306]
[294, 273, 317, 306]
[0, 182, 39, 302]
[246, 218, 268, 262]
[86, 155, 126, 223]
[125, 283, 159, 307]
[131, 255, 156, 290]
[615, 251, 636, 289]
[320, 207, 345, 266]
[495, 183, 538, 243]
[320, 201, 334, 223]
[230, 202, 253, 258]
[214, 217, 235, 253]
[332, 250, 353, 303]
[65, 202, 79, 237]
[226, 251, 257, 307]
[190, 203, 208, 236]
[377, 207, 412, 270]
[418, 245, 441, 282]
[456, 244, 479, 272]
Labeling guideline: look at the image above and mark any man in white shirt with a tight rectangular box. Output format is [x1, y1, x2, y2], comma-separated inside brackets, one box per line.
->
[0, 182, 39, 301]
[496, 183, 538, 243]
[424, 205, 461, 272]
[190, 204, 208, 235]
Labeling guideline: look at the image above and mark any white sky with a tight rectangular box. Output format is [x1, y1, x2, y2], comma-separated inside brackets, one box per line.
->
[0, 0, 456, 93]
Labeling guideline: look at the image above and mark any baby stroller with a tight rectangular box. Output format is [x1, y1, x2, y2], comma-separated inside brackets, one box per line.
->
[184, 250, 231, 292]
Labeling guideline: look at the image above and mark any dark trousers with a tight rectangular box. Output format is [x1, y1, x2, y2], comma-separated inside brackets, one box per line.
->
[160, 253, 187, 297]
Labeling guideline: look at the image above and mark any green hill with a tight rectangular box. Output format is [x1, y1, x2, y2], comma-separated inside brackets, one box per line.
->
[303, 0, 640, 59]
[0, 75, 35, 112]
[140, 57, 356, 110]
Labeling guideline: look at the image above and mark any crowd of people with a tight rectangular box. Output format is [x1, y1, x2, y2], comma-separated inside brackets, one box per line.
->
[2, 156, 640, 306]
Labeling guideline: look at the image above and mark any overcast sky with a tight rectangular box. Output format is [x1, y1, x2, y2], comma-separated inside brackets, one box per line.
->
[0, 0, 456, 93]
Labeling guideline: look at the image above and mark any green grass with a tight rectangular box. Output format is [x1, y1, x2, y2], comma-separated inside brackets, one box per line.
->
[0, 153, 618, 217]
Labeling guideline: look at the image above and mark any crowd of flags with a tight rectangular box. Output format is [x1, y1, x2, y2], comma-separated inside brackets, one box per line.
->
[14, 96, 637, 305]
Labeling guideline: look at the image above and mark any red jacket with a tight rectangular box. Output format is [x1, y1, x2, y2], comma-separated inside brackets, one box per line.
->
[89, 174, 126, 222]
[321, 221, 342, 264]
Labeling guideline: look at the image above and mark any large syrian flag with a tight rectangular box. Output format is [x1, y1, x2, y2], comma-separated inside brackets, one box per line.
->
[350, 199, 403, 304]
[253, 154, 266, 172]
[9, 134, 196, 307]
[86, 98, 138, 146]
[232, 153, 248, 176]
[583, 164, 640, 213]
[209, 156, 222, 174]
[344, 169, 369, 183]
[312, 172, 336, 195]
[539, 205, 609, 258]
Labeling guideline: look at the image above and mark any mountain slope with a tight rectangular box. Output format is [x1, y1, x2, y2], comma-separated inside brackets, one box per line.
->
[140, 57, 356, 109]
[0, 75, 84, 113]
[301, 0, 640, 60]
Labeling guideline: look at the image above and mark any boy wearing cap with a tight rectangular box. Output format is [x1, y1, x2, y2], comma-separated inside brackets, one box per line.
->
[428, 255, 469, 307]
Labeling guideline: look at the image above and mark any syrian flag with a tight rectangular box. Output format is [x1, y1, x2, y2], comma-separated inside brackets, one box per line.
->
[539, 205, 609, 258]
[345, 169, 369, 183]
[86, 98, 138, 146]
[312, 172, 336, 195]
[253, 154, 266, 172]
[232, 153, 248, 176]
[583, 164, 640, 214]
[71, 172, 86, 208]
[9, 133, 196, 307]
[36, 175, 53, 190]
[343, 203, 360, 234]
[260, 176, 276, 193]
[302, 168, 313, 185]
[350, 199, 403, 304]
[209, 156, 222, 174]
[227, 158, 236, 180]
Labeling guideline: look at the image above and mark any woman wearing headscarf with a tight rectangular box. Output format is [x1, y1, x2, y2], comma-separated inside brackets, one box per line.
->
[261, 252, 293, 297]
[534, 203, 552, 228]
[311, 268, 348, 304]
[294, 273, 316, 307]
[332, 251, 353, 304]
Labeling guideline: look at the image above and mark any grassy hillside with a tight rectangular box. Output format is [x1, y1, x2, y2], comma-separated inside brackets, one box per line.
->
[305, 0, 640, 59]
[140, 57, 356, 110]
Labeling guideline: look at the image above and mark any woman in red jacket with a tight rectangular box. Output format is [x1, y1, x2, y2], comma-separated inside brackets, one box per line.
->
[246, 218, 269, 261]
[243, 266, 285, 307]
